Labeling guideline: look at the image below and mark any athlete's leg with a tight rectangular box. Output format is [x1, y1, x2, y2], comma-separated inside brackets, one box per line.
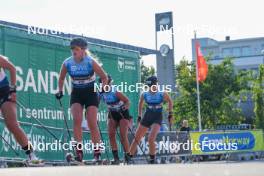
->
[108, 117, 118, 151]
[1, 102, 29, 148]
[86, 106, 101, 149]
[129, 124, 148, 156]
[119, 118, 131, 153]
[71, 103, 84, 161]
[108, 117, 119, 161]
[71, 103, 83, 143]
[1, 101, 41, 163]
[148, 123, 160, 156]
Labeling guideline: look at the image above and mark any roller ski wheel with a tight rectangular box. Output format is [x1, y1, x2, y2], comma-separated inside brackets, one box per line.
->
[92, 159, 110, 165]
[148, 159, 158, 164]
[102, 159, 110, 165]
[110, 159, 120, 165]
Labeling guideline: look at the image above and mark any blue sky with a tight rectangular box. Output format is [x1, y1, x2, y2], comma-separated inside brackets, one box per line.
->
[0, 0, 264, 68]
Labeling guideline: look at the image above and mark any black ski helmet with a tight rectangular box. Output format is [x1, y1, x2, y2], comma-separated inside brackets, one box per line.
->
[145, 76, 158, 86]
[98, 74, 113, 84]
[70, 38, 88, 49]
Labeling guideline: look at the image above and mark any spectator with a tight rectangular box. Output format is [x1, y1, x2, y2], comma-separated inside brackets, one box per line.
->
[180, 120, 190, 132]
[180, 120, 190, 163]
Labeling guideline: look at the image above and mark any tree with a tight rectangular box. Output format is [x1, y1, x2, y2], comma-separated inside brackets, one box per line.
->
[140, 60, 155, 83]
[252, 64, 264, 130]
[174, 58, 250, 130]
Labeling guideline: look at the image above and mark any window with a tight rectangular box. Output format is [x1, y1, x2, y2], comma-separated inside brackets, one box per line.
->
[233, 47, 241, 57]
[241, 46, 252, 56]
[222, 48, 232, 57]
[214, 55, 220, 59]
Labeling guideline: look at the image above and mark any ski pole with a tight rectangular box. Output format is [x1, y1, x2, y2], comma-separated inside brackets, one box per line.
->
[108, 111, 126, 155]
[0, 133, 19, 156]
[17, 100, 77, 163]
[96, 120, 110, 162]
[57, 99, 72, 141]
[16, 100, 61, 142]
[118, 111, 148, 162]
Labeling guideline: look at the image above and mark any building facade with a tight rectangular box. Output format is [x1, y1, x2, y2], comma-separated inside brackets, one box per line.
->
[192, 37, 264, 71]
[191, 36, 264, 121]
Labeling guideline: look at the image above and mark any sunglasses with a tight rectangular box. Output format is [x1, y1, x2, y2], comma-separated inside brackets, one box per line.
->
[70, 46, 85, 50]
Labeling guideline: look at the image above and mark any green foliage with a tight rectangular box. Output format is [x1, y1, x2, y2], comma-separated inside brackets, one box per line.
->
[140, 60, 155, 83]
[252, 65, 264, 130]
[174, 58, 251, 130]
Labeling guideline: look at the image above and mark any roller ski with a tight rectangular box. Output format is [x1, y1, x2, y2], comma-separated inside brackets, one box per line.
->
[124, 154, 134, 165]
[148, 155, 158, 164]
[91, 153, 110, 165]
[148, 159, 157, 164]
[109, 151, 121, 165]
[92, 158, 110, 165]
[110, 159, 120, 165]
[24, 152, 45, 167]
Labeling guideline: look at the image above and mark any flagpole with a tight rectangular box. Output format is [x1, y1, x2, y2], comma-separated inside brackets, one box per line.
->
[194, 31, 202, 131]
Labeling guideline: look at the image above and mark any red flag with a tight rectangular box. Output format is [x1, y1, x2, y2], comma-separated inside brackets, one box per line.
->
[196, 42, 208, 82]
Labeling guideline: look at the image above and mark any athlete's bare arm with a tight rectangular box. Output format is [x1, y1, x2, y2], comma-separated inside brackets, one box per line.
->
[116, 91, 130, 109]
[164, 92, 173, 125]
[138, 94, 144, 117]
[163, 91, 173, 112]
[92, 59, 108, 87]
[58, 64, 67, 92]
[0, 55, 16, 86]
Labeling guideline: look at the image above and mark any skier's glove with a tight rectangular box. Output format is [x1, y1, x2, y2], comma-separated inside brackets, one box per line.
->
[55, 91, 63, 100]
[137, 116, 142, 123]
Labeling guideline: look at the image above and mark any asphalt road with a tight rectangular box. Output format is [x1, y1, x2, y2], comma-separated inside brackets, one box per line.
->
[0, 162, 263, 176]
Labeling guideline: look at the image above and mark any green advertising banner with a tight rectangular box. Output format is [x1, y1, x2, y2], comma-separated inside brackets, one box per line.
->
[0, 118, 122, 161]
[190, 130, 264, 155]
[0, 24, 139, 161]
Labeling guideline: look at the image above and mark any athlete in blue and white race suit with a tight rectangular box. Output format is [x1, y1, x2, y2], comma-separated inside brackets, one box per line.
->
[0, 55, 42, 164]
[129, 76, 173, 164]
[56, 38, 108, 162]
[99, 75, 132, 164]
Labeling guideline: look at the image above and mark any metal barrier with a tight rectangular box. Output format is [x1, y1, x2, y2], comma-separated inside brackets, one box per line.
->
[128, 130, 264, 164]
[1, 117, 264, 167]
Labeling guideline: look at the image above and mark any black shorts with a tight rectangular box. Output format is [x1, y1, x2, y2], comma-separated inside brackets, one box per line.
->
[70, 87, 99, 108]
[0, 86, 10, 108]
[140, 110, 163, 128]
[108, 109, 131, 122]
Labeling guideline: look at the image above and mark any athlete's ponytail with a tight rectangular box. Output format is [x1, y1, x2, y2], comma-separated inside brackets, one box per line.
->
[85, 49, 103, 66]
[85, 49, 92, 57]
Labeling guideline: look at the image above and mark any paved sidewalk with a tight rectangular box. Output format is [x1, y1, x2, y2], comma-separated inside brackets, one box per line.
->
[0, 162, 263, 176]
